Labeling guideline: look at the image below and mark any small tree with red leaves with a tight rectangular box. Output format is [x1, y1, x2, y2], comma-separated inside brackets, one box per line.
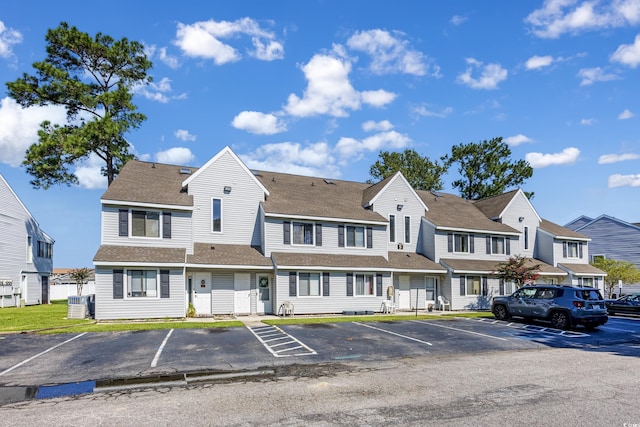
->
[494, 255, 540, 287]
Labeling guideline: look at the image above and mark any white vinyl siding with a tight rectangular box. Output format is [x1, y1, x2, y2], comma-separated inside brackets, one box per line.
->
[101, 207, 192, 249]
[189, 150, 265, 246]
[94, 268, 185, 320]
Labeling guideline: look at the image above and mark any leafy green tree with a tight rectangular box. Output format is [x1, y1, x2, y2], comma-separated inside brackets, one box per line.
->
[442, 137, 534, 200]
[591, 258, 640, 298]
[368, 149, 447, 191]
[69, 267, 91, 296]
[6, 22, 152, 188]
[494, 255, 540, 288]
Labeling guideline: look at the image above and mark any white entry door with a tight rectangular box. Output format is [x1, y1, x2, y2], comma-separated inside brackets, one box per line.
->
[234, 273, 251, 314]
[398, 275, 411, 310]
[193, 273, 211, 315]
[257, 275, 272, 314]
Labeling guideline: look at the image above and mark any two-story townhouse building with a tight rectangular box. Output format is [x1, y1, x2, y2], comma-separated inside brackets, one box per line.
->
[0, 174, 54, 307]
[93, 146, 605, 319]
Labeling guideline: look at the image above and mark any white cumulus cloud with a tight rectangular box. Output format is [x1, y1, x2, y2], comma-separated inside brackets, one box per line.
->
[525, 55, 554, 70]
[0, 97, 67, 167]
[598, 153, 640, 164]
[609, 173, 640, 188]
[618, 108, 634, 119]
[577, 67, 619, 85]
[457, 58, 508, 90]
[335, 130, 411, 162]
[284, 53, 395, 118]
[174, 18, 284, 64]
[0, 21, 22, 59]
[526, 0, 640, 39]
[611, 34, 640, 68]
[525, 147, 580, 167]
[74, 154, 108, 190]
[362, 120, 394, 132]
[346, 29, 439, 77]
[504, 134, 534, 146]
[231, 111, 287, 135]
[175, 129, 196, 142]
[155, 147, 195, 164]
[241, 142, 339, 177]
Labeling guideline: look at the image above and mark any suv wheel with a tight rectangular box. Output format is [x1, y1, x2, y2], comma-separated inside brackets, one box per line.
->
[493, 304, 510, 320]
[550, 311, 570, 329]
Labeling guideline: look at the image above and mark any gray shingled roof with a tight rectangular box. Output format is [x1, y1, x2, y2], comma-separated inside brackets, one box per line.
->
[187, 243, 273, 267]
[101, 160, 195, 207]
[539, 219, 589, 240]
[387, 252, 446, 272]
[440, 257, 566, 275]
[94, 245, 186, 263]
[472, 189, 519, 219]
[418, 191, 518, 233]
[272, 252, 391, 269]
[256, 170, 386, 222]
[559, 263, 606, 275]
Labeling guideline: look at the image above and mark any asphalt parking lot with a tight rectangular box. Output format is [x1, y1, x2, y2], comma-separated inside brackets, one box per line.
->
[1, 315, 639, 395]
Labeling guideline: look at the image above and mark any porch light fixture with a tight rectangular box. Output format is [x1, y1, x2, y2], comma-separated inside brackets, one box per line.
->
[397, 204, 404, 211]
[224, 186, 232, 194]
[519, 216, 525, 222]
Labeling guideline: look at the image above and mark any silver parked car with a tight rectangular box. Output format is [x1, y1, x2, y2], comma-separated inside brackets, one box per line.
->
[491, 285, 608, 330]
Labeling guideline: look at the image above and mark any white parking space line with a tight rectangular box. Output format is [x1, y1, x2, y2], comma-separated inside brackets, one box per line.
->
[412, 320, 508, 341]
[473, 318, 590, 337]
[248, 325, 317, 357]
[0, 333, 87, 376]
[151, 329, 174, 368]
[353, 322, 432, 346]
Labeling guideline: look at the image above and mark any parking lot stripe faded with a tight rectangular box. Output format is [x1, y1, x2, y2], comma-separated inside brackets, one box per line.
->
[353, 322, 433, 346]
[0, 333, 88, 376]
[412, 320, 508, 341]
[151, 329, 174, 368]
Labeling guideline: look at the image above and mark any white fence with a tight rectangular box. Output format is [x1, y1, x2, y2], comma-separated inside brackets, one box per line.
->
[50, 282, 96, 300]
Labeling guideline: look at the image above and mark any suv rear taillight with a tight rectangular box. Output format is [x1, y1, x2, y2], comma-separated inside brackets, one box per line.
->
[573, 301, 584, 308]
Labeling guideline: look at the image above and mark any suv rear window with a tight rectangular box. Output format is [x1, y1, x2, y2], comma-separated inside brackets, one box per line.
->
[576, 289, 603, 300]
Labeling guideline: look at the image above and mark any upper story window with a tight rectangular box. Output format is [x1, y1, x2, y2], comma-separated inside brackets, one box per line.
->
[27, 236, 33, 263]
[212, 198, 222, 232]
[454, 233, 470, 253]
[490, 236, 505, 255]
[37, 241, 52, 259]
[346, 225, 365, 247]
[132, 210, 160, 237]
[298, 272, 320, 296]
[293, 222, 314, 245]
[389, 215, 396, 243]
[404, 216, 411, 244]
[564, 241, 582, 258]
[119, 209, 171, 239]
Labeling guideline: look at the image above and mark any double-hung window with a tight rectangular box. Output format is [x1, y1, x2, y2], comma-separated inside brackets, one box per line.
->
[491, 236, 505, 254]
[298, 272, 320, 296]
[128, 270, 157, 298]
[212, 198, 222, 232]
[454, 233, 470, 253]
[132, 210, 160, 237]
[566, 242, 579, 258]
[293, 222, 314, 245]
[346, 225, 365, 247]
[355, 274, 374, 296]
[37, 241, 52, 258]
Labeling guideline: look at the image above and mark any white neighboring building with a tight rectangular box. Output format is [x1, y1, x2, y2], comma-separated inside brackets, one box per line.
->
[0, 174, 54, 307]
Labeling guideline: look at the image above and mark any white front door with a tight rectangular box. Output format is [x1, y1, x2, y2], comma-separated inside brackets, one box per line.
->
[257, 275, 272, 314]
[234, 273, 251, 314]
[398, 275, 411, 310]
[193, 273, 211, 315]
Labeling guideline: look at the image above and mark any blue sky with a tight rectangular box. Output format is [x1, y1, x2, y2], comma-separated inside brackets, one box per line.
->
[1, 0, 639, 268]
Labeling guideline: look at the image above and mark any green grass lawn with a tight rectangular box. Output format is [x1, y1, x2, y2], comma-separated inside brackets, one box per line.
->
[0, 300, 242, 334]
[0, 300, 492, 334]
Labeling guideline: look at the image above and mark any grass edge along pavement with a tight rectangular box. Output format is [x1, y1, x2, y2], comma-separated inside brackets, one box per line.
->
[0, 300, 492, 334]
